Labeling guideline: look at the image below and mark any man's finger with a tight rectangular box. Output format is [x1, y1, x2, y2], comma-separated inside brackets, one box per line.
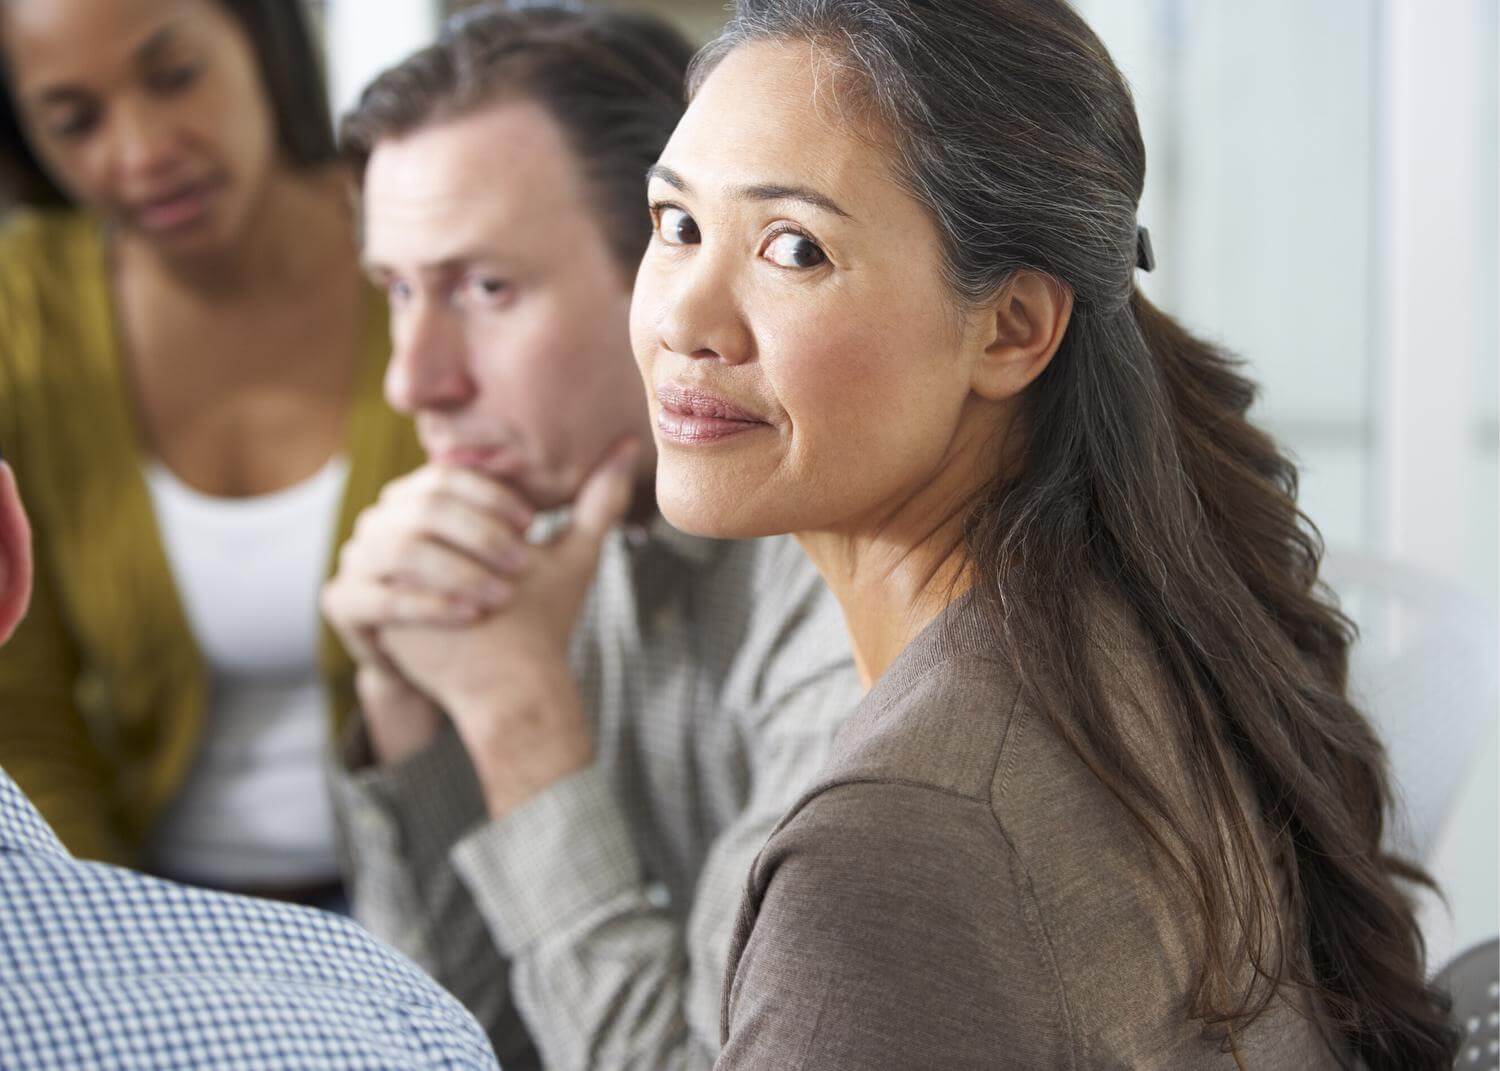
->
[414, 464, 537, 530]
[347, 496, 531, 579]
[568, 438, 642, 550]
[323, 577, 485, 632]
[383, 464, 536, 531]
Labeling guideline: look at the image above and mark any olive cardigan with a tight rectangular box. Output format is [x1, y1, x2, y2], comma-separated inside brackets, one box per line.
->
[0, 210, 423, 864]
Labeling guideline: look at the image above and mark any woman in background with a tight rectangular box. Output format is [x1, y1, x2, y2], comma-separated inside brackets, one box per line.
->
[631, 0, 1457, 1066]
[0, 0, 421, 902]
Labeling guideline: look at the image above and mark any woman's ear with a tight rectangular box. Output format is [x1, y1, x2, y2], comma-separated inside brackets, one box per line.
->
[0, 462, 34, 645]
[968, 270, 1073, 401]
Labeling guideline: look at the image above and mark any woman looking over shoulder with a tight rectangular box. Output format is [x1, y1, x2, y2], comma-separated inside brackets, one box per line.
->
[0, 0, 420, 897]
[631, 1, 1457, 1067]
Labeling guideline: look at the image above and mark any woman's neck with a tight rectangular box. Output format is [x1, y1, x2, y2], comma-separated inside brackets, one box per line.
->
[796, 411, 1004, 690]
[116, 164, 357, 302]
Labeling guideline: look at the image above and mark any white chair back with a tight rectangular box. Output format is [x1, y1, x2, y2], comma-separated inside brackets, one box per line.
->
[1321, 551, 1498, 860]
[1321, 550, 1499, 969]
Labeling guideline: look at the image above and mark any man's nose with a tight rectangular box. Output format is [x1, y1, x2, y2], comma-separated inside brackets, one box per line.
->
[384, 300, 476, 415]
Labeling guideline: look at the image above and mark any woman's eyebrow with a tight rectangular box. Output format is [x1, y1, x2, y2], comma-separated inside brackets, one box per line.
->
[737, 182, 853, 220]
[645, 163, 689, 191]
[34, 85, 90, 108]
[135, 25, 181, 65]
[31, 25, 182, 107]
[646, 164, 854, 221]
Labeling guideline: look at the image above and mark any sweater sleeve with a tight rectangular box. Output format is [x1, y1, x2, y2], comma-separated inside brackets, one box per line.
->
[717, 781, 1075, 1071]
[0, 227, 127, 863]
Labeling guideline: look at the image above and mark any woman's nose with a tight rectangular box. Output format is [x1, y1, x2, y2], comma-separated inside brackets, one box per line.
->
[109, 97, 181, 187]
[654, 253, 754, 366]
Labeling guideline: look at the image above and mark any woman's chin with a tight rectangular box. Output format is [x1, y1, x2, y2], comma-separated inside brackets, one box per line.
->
[655, 481, 789, 541]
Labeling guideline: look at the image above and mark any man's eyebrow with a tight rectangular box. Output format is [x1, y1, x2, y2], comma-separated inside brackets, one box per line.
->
[359, 252, 502, 278]
[646, 164, 854, 221]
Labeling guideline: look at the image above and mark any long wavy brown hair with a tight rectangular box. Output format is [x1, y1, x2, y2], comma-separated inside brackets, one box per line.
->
[695, 2, 1458, 1066]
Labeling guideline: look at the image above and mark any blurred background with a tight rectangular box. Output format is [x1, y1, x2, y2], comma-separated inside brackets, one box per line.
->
[314, 0, 1498, 603]
[308, 0, 1500, 967]
[14, 0, 1496, 965]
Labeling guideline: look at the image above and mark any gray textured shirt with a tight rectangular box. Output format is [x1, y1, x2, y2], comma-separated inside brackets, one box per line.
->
[719, 592, 1346, 1069]
[330, 519, 858, 1071]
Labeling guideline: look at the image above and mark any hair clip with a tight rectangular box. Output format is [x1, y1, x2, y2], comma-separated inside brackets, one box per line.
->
[1136, 225, 1155, 273]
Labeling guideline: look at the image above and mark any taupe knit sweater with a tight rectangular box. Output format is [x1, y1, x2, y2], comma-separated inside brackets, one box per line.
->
[718, 593, 1346, 1069]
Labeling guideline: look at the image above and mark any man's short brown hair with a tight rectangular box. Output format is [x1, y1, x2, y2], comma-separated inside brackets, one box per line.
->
[341, 2, 693, 273]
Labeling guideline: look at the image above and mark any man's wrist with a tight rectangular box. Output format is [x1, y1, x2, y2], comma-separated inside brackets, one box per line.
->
[478, 746, 594, 819]
[357, 664, 443, 765]
[451, 663, 593, 819]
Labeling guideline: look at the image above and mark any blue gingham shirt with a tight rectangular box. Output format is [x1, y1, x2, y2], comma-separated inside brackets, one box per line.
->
[0, 766, 499, 1070]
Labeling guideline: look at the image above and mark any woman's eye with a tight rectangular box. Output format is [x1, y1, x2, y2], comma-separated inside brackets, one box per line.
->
[49, 108, 100, 141]
[763, 231, 827, 269]
[656, 206, 701, 246]
[148, 65, 199, 94]
[386, 278, 414, 304]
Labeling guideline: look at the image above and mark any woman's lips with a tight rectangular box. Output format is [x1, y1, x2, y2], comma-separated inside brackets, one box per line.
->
[133, 181, 218, 233]
[655, 383, 769, 445]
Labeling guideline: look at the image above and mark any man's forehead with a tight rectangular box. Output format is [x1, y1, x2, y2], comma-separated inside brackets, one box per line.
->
[361, 101, 591, 266]
[363, 102, 587, 218]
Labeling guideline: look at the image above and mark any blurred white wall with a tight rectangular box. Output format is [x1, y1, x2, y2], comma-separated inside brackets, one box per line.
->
[319, 0, 441, 118]
[1078, 0, 1497, 597]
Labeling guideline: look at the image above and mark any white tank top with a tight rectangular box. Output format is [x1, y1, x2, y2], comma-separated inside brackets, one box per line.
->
[142, 455, 348, 889]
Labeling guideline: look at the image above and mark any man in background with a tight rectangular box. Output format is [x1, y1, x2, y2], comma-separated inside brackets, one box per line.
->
[321, 6, 858, 1069]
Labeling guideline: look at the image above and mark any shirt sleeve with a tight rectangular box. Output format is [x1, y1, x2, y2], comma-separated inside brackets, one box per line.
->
[335, 535, 859, 1071]
[0, 816, 503, 1071]
[717, 781, 1072, 1071]
[329, 721, 542, 1071]
[0, 247, 127, 865]
[0, 559, 125, 862]
[447, 660, 854, 1071]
